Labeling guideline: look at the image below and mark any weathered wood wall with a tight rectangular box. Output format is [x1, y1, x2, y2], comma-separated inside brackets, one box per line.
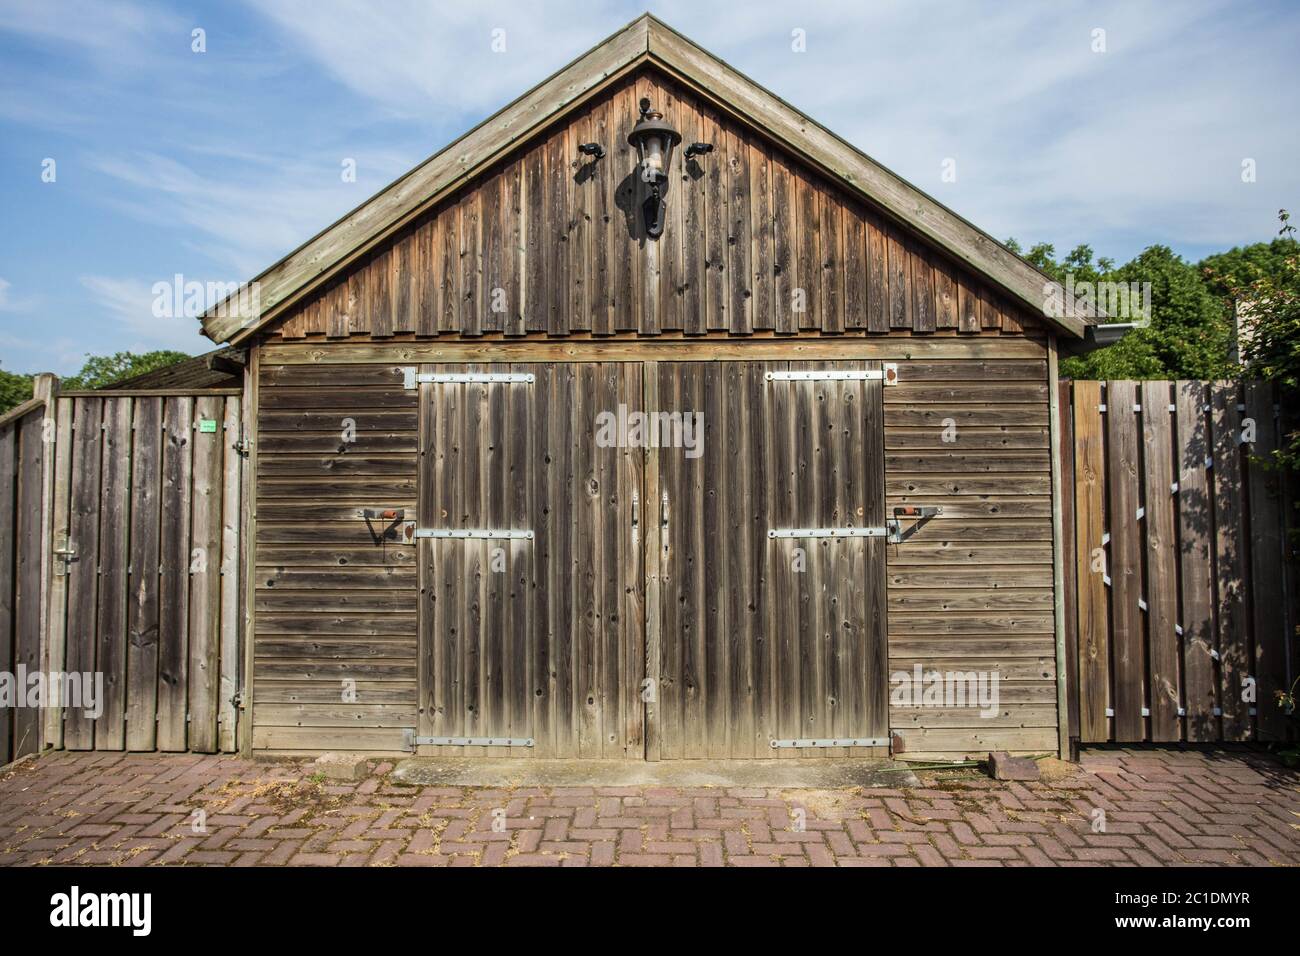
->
[265, 70, 1041, 343]
[253, 364, 418, 752]
[0, 395, 48, 764]
[45, 392, 244, 753]
[1063, 379, 1295, 744]
[885, 359, 1058, 756]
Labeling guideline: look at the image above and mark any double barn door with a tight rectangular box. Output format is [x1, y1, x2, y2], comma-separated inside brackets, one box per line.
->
[415, 361, 888, 759]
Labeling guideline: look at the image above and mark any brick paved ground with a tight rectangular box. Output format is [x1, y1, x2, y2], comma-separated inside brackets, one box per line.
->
[0, 747, 1295, 867]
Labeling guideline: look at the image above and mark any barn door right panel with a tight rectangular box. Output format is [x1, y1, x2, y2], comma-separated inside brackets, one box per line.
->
[653, 361, 888, 759]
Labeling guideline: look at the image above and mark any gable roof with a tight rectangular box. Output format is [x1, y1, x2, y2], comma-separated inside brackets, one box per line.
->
[202, 14, 1091, 344]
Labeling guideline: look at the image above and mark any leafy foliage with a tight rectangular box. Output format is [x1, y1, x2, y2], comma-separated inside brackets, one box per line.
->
[0, 366, 33, 414]
[61, 351, 190, 391]
[1011, 239, 1236, 381]
[1221, 211, 1300, 470]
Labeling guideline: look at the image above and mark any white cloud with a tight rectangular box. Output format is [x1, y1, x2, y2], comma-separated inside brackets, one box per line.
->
[0, 277, 37, 313]
[78, 275, 205, 352]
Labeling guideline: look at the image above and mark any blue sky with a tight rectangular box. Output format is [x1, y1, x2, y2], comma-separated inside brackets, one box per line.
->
[1, 0, 1297, 375]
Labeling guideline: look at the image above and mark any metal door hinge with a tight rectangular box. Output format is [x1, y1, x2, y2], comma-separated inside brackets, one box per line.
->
[404, 368, 534, 389]
[404, 729, 534, 750]
[764, 363, 897, 385]
[770, 737, 890, 748]
[768, 527, 889, 539]
[415, 528, 534, 540]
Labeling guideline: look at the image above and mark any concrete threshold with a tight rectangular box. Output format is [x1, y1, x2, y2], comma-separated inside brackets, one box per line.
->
[390, 757, 921, 789]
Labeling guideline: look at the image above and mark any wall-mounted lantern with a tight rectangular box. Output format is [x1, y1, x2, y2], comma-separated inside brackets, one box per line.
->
[627, 97, 682, 239]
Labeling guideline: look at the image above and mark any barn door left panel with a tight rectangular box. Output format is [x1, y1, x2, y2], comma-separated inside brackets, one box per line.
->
[417, 363, 645, 758]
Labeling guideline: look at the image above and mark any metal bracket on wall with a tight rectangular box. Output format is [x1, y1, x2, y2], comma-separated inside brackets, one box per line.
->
[403, 368, 534, 389]
[888, 506, 942, 544]
[770, 738, 891, 748]
[360, 508, 408, 544]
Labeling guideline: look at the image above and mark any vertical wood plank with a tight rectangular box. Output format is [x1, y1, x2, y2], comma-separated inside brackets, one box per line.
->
[1071, 381, 1109, 741]
[1141, 381, 1181, 740]
[13, 409, 44, 757]
[126, 398, 162, 751]
[64, 398, 102, 750]
[819, 188, 843, 333]
[866, 220, 888, 333]
[1106, 381, 1145, 741]
[218, 396, 242, 751]
[157, 397, 192, 751]
[1056, 380, 1080, 742]
[44, 398, 74, 750]
[843, 208, 867, 330]
[1176, 381, 1218, 740]
[1245, 381, 1287, 739]
[749, 139, 774, 332]
[0, 425, 15, 763]
[1210, 382, 1249, 739]
[726, 125, 753, 335]
[642, 361, 661, 760]
[772, 153, 797, 334]
[187, 395, 223, 752]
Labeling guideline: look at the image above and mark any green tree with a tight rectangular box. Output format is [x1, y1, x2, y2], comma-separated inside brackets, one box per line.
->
[61, 350, 190, 390]
[1011, 239, 1234, 380]
[1227, 211, 1300, 470]
[1200, 234, 1300, 302]
[0, 366, 33, 414]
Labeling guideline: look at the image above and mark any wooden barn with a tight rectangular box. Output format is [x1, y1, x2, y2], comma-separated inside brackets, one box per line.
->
[8, 15, 1111, 764]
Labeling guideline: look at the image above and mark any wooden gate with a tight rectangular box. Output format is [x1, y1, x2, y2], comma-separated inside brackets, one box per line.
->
[416, 363, 644, 757]
[1061, 379, 1296, 744]
[648, 361, 889, 759]
[45, 391, 245, 753]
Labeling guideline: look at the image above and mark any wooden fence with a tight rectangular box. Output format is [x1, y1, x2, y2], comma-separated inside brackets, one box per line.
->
[1059, 379, 1296, 744]
[0, 377, 54, 764]
[1, 384, 245, 762]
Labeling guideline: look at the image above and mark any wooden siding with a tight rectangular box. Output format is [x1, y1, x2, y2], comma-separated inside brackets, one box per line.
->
[249, 346, 1058, 758]
[253, 363, 419, 752]
[883, 359, 1058, 757]
[263, 70, 1042, 344]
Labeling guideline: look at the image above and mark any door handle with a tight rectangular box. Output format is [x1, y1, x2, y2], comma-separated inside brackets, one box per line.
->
[631, 490, 639, 545]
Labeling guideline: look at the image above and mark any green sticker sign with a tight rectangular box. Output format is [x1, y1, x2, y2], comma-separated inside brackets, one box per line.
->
[198, 419, 218, 434]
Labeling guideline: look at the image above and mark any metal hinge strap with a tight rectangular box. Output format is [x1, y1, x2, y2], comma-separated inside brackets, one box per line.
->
[404, 368, 534, 388]
[770, 738, 890, 749]
[768, 527, 890, 539]
[415, 528, 534, 540]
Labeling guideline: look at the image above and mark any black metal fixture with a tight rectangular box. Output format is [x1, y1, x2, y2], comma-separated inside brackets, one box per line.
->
[577, 142, 605, 160]
[684, 142, 713, 159]
[627, 97, 681, 239]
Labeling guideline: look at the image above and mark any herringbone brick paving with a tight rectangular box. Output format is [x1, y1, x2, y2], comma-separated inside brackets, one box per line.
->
[0, 748, 1295, 867]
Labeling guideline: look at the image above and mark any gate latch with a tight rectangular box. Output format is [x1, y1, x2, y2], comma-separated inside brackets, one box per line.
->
[53, 533, 76, 576]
